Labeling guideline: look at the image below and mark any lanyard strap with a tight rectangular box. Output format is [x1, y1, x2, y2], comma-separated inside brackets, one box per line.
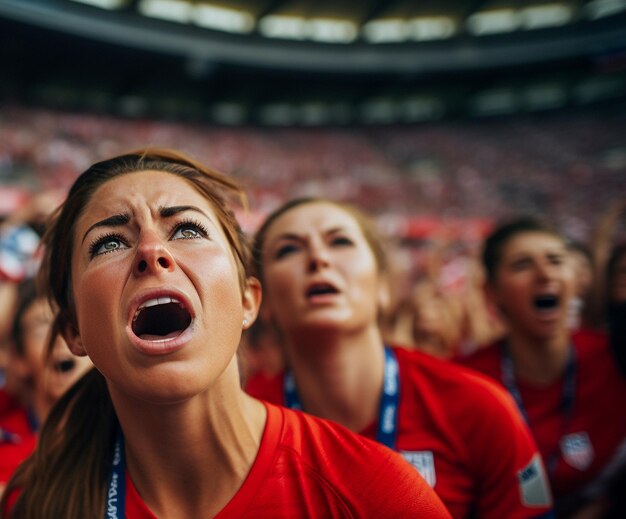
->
[105, 424, 126, 519]
[284, 346, 401, 449]
[27, 407, 39, 433]
[500, 341, 577, 474]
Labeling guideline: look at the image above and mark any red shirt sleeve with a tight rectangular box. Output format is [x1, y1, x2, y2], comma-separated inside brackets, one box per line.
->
[463, 370, 553, 518]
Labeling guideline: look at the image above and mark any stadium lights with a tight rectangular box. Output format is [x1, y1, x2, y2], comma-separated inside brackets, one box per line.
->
[574, 76, 626, 104]
[209, 102, 247, 125]
[401, 97, 446, 122]
[360, 98, 398, 124]
[308, 19, 358, 43]
[522, 84, 567, 111]
[586, 0, 626, 19]
[363, 17, 457, 43]
[69, 0, 127, 8]
[362, 19, 407, 43]
[467, 4, 577, 35]
[258, 103, 298, 126]
[193, 4, 254, 33]
[138, 0, 192, 23]
[258, 15, 357, 43]
[519, 4, 572, 29]
[407, 17, 457, 41]
[258, 15, 308, 40]
[466, 8, 520, 35]
[469, 88, 519, 116]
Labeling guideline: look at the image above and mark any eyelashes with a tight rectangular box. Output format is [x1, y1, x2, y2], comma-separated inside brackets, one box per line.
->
[87, 218, 210, 259]
[170, 217, 209, 239]
[88, 232, 126, 258]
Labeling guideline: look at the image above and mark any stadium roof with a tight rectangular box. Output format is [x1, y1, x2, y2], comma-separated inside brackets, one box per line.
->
[1, 0, 625, 125]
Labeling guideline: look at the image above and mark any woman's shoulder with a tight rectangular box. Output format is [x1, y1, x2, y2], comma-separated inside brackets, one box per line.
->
[393, 344, 504, 396]
[260, 402, 451, 517]
[572, 327, 609, 356]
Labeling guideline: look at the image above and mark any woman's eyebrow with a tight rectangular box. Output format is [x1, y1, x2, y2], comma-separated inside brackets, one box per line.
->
[159, 205, 210, 219]
[81, 213, 130, 243]
[81, 206, 211, 244]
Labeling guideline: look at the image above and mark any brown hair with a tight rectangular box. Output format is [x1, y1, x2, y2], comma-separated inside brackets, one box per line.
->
[1, 148, 250, 519]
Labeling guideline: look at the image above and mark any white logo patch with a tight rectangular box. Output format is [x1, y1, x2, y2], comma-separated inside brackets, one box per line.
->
[517, 453, 552, 507]
[401, 451, 436, 488]
[560, 432, 594, 471]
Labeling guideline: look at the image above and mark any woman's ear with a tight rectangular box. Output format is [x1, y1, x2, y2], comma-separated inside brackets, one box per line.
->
[61, 320, 88, 357]
[242, 277, 262, 330]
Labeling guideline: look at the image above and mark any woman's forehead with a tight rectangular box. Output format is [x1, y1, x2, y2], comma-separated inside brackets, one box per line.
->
[269, 202, 361, 235]
[501, 231, 565, 256]
[79, 170, 217, 223]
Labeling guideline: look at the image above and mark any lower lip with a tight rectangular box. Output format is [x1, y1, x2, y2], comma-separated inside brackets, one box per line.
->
[533, 307, 561, 321]
[307, 293, 339, 304]
[126, 323, 194, 356]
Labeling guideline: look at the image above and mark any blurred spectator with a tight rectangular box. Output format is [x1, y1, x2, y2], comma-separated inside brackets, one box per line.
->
[566, 241, 594, 332]
[0, 279, 92, 497]
[586, 198, 626, 329]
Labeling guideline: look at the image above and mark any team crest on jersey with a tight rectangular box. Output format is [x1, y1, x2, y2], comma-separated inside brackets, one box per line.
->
[400, 451, 436, 488]
[560, 432, 594, 471]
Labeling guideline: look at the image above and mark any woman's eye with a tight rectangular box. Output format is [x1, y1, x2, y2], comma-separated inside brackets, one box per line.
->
[510, 258, 531, 271]
[171, 220, 208, 241]
[90, 237, 127, 257]
[173, 226, 201, 240]
[550, 255, 564, 266]
[276, 244, 299, 259]
[331, 236, 353, 247]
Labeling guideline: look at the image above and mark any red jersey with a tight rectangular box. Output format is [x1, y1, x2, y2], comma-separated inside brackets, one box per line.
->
[457, 329, 626, 511]
[246, 346, 553, 519]
[0, 391, 36, 485]
[124, 402, 449, 518]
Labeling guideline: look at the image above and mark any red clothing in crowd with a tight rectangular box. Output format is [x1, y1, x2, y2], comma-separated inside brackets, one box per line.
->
[0, 390, 36, 486]
[458, 329, 626, 508]
[247, 346, 553, 519]
[123, 402, 450, 518]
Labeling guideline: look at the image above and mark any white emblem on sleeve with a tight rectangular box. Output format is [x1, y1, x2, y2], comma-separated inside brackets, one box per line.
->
[401, 451, 436, 488]
[560, 431, 594, 471]
[517, 453, 552, 507]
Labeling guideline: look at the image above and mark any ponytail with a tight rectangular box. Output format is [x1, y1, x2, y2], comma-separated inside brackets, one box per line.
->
[1, 369, 115, 519]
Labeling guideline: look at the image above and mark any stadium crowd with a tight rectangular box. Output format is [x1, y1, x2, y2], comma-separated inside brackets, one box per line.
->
[0, 104, 624, 517]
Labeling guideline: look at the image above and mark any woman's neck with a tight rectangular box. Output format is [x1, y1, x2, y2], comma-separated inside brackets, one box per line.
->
[284, 324, 386, 433]
[507, 328, 572, 387]
[109, 363, 266, 519]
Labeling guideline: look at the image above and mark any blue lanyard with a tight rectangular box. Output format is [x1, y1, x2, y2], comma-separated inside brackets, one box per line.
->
[284, 346, 401, 449]
[105, 424, 126, 519]
[500, 341, 577, 474]
[26, 407, 39, 433]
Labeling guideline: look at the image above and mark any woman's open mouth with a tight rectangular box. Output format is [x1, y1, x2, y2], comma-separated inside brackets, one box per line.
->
[132, 296, 192, 342]
[128, 292, 194, 354]
[533, 294, 559, 311]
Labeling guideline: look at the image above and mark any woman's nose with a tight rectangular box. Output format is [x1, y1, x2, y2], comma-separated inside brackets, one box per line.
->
[133, 230, 175, 276]
[308, 243, 330, 272]
[536, 260, 557, 282]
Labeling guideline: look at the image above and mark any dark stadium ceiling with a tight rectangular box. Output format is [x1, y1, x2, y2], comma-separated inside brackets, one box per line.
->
[1, 0, 626, 73]
[0, 0, 625, 125]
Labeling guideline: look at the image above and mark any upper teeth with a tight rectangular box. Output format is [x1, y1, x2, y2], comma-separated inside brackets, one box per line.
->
[133, 296, 181, 322]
